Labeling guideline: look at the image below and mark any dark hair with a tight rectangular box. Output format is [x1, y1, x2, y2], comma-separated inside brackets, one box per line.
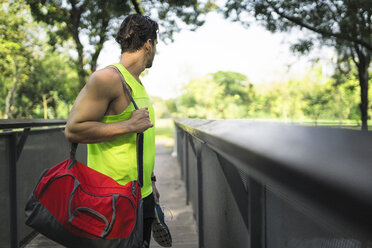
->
[115, 14, 158, 53]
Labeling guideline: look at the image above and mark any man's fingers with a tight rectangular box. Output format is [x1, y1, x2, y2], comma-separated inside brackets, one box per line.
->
[129, 108, 153, 133]
[139, 108, 149, 115]
[133, 109, 150, 117]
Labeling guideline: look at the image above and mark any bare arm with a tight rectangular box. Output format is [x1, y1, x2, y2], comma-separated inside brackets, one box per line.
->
[65, 68, 153, 144]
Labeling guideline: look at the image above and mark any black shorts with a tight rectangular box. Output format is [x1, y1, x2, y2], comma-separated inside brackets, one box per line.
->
[143, 193, 155, 219]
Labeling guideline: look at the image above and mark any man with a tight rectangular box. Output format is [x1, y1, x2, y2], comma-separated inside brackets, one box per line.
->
[65, 14, 159, 248]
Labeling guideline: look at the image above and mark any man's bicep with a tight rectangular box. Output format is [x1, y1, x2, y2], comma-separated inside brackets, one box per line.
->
[70, 89, 108, 123]
[68, 74, 115, 124]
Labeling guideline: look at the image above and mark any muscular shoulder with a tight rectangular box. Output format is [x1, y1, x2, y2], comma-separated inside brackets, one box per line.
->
[85, 67, 121, 100]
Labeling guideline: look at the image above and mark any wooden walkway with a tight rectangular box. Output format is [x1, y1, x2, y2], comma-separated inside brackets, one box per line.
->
[25, 144, 198, 248]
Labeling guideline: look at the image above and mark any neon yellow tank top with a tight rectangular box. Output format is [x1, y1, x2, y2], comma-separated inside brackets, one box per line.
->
[87, 63, 155, 198]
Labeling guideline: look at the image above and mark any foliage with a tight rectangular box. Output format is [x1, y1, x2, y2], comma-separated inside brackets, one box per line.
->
[302, 82, 331, 125]
[0, 0, 34, 118]
[151, 96, 172, 119]
[1, 0, 215, 119]
[26, 0, 215, 88]
[174, 71, 254, 119]
[18, 50, 79, 119]
[166, 68, 364, 125]
[1, 0, 369, 126]
[220, 0, 372, 130]
[154, 118, 174, 148]
[330, 59, 361, 125]
[0, 0, 79, 119]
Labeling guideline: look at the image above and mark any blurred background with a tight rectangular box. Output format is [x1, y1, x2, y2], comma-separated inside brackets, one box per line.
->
[1, 0, 371, 143]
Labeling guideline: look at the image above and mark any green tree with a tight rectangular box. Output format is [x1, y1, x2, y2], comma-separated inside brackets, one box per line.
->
[252, 80, 301, 120]
[260, 84, 281, 119]
[0, 0, 35, 118]
[175, 66, 367, 124]
[177, 77, 224, 118]
[176, 71, 254, 119]
[330, 60, 361, 125]
[17, 50, 78, 119]
[285, 79, 305, 121]
[150, 96, 171, 119]
[221, 0, 372, 130]
[0, 0, 80, 119]
[165, 98, 177, 116]
[302, 82, 331, 125]
[26, 0, 215, 89]
[213, 71, 256, 118]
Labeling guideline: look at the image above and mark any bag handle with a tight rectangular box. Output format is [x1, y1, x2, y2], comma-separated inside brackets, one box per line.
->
[69, 64, 144, 188]
[68, 180, 119, 238]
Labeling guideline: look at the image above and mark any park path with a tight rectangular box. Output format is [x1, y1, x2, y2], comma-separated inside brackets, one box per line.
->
[24, 144, 198, 248]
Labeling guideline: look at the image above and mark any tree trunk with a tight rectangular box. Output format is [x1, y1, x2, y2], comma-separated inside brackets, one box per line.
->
[42, 94, 48, 119]
[76, 41, 87, 88]
[337, 90, 343, 126]
[42, 94, 54, 119]
[355, 48, 370, 131]
[358, 69, 369, 131]
[4, 81, 17, 119]
[68, 0, 89, 89]
[4, 65, 19, 119]
[90, 42, 105, 73]
[71, 26, 87, 89]
[89, 17, 109, 73]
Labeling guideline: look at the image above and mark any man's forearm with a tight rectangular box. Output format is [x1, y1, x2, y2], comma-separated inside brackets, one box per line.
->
[65, 120, 133, 144]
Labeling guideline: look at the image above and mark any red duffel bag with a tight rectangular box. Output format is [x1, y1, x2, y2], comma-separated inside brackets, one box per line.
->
[25, 154, 143, 248]
[25, 66, 145, 248]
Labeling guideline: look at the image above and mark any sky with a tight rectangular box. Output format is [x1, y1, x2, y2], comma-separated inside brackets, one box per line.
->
[97, 12, 335, 99]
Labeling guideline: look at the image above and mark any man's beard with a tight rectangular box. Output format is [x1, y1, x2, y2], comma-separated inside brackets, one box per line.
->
[146, 54, 155, 68]
[146, 60, 153, 68]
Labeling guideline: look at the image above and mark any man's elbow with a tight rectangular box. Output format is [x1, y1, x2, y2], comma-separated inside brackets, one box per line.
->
[64, 127, 80, 143]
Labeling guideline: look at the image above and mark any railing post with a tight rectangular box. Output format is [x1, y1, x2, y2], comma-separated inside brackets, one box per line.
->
[176, 126, 183, 167]
[171, 126, 177, 157]
[1, 120, 67, 247]
[183, 132, 189, 205]
[6, 128, 31, 248]
[248, 178, 266, 248]
[196, 143, 204, 248]
[216, 154, 249, 230]
[7, 133, 18, 248]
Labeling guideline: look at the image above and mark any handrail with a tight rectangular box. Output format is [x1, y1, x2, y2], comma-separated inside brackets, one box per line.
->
[174, 118, 372, 241]
[0, 119, 66, 130]
[0, 119, 67, 248]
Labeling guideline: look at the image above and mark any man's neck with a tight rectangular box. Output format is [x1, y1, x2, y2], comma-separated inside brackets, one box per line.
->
[119, 52, 146, 82]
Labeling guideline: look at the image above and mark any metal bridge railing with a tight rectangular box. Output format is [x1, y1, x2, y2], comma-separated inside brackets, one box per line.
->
[0, 119, 86, 248]
[174, 118, 372, 248]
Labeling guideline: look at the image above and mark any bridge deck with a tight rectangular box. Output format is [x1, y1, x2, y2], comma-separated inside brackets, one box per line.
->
[24, 144, 198, 248]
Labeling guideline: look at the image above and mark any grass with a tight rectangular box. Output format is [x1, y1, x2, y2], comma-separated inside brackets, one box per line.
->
[155, 119, 174, 147]
[286, 119, 371, 131]
[241, 118, 371, 131]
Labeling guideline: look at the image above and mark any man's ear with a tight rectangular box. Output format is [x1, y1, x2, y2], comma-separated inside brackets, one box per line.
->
[144, 39, 152, 51]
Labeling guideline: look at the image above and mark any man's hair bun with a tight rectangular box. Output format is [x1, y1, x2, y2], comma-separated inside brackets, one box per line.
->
[116, 14, 158, 53]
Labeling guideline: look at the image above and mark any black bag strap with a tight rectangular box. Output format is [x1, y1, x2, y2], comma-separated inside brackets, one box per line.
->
[69, 65, 144, 187]
[110, 65, 144, 188]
